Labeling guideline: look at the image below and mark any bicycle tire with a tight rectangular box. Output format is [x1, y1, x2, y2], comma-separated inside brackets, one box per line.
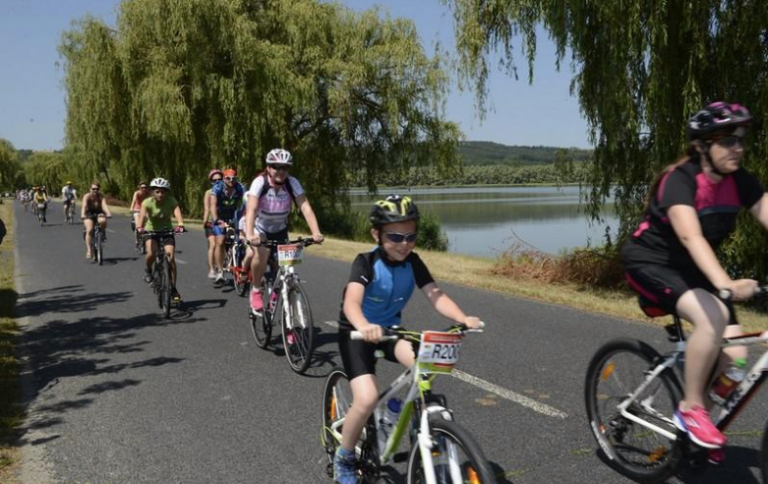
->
[160, 257, 172, 318]
[233, 245, 249, 297]
[761, 419, 768, 484]
[280, 280, 315, 374]
[406, 417, 498, 484]
[585, 338, 683, 484]
[321, 370, 351, 467]
[249, 279, 272, 348]
[95, 229, 103, 265]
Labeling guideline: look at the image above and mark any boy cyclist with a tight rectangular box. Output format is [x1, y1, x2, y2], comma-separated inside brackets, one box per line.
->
[333, 195, 483, 484]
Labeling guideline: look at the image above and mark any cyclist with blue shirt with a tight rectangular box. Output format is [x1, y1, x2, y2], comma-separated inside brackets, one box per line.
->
[210, 168, 246, 283]
[332, 195, 483, 484]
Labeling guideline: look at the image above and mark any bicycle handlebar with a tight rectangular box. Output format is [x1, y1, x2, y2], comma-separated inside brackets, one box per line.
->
[247, 237, 319, 248]
[349, 321, 486, 341]
[718, 285, 768, 301]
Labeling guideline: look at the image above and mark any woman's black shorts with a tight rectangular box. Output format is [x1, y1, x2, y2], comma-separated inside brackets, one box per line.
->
[625, 264, 738, 325]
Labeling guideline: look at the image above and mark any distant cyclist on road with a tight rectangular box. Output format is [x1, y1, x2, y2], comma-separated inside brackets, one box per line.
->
[622, 102, 768, 460]
[244, 148, 324, 314]
[61, 181, 77, 219]
[81, 182, 112, 259]
[210, 168, 246, 284]
[32, 187, 48, 221]
[203, 169, 223, 279]
[136, 177, 186, 302]
[130, 182, 150, 250]
[331, 195, 483, 484]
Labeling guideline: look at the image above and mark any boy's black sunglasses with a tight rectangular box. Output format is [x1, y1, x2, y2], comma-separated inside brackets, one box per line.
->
[384, 231, 418, 243]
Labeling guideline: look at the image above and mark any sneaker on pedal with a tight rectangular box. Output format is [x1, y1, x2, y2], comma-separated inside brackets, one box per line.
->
[673, 405, 726, 449]
[333, 448, 357, 484]
[214, 271, 224, 284]
[171, 287, 182, 302]
[144, 270, 153, 284]
[207, 270, 216, 279]
[286, 330, 296, 346]
[250, 289, 263, 315]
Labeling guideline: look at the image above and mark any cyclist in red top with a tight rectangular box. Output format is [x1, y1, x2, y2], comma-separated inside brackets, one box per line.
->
[622, 102, 768, 455]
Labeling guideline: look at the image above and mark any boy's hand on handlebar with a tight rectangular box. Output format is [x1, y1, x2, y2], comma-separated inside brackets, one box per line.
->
[312, 233, 324, 244]
[727, 279, 759, 301]
[462, 316, 483, 329]
[358, 323, 383, 343]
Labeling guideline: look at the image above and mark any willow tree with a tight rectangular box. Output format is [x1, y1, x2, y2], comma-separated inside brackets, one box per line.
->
[445, 0, 768, 276]
[59, 0, 461, 217]
[0, 139, 20, 190]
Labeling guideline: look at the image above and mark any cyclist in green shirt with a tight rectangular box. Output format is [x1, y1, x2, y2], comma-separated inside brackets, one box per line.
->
[136, 177, 186, 301]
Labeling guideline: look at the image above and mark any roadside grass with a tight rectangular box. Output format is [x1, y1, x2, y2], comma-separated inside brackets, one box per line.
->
[0, 201, 21, 481]
[300, 234, 768, 332]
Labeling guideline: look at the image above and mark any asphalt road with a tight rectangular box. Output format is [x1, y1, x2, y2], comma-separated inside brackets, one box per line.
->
[11, 200, 768, 484]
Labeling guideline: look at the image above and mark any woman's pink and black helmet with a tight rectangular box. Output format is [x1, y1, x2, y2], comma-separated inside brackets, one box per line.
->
[686, 102, 752, 141]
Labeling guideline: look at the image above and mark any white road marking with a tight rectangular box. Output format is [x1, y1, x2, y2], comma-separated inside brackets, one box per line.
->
[106, 229, 116, 233]
[176, 259, 187, 265]
[321, 321, 568, 418]
[452, 370, 568, 418]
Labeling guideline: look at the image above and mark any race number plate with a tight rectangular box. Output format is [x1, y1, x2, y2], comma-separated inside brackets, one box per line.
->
[417, 331, 462, 374]
[277, 244, 303, 266]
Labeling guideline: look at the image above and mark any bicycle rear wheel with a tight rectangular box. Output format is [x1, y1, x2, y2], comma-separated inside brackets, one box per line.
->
[280, 280, 315, 374]
[407, 417, 497, 484]
[585, 338, 682, 483]
[321, 370, 352, 468]
[249, 281, 272, 348]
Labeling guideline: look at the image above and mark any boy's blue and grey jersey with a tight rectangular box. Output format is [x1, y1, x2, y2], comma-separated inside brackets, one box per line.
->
[210, 181, 246, 222]
[339, 248, 434, 329]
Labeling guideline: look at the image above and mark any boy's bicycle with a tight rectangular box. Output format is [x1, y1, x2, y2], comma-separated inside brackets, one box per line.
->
[143, 229, 185, 318]
[585, 287, 768, 483]
[249, 237, 316, 374]
[65, 201, 76, 224]
[221, 226, 250, 296]
[321, 325, 498, 484]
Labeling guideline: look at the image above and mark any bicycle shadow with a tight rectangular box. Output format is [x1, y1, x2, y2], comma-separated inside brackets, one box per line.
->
[103, 257, 140, 265]
[675, 445, 761, 484]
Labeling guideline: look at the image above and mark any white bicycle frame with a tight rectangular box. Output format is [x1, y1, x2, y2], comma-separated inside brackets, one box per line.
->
[615, 330, 768, 441]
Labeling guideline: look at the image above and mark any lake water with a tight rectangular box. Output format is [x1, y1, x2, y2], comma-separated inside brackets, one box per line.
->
[349, 186, 618, 258]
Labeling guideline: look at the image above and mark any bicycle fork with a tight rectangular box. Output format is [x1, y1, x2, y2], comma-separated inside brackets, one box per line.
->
[416, 405, 462, 484]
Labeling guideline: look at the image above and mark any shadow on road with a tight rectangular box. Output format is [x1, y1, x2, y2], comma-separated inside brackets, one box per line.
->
[14, 285, 132, 318]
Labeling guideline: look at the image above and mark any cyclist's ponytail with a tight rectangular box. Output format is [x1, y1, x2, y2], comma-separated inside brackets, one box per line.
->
[645, 145, 701, 209]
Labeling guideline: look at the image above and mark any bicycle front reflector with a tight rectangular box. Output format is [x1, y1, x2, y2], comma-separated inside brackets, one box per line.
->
[468, 467, 480, 484]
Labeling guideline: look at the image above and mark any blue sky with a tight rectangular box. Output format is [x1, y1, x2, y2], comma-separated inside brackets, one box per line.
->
[0, 0, 591, 151]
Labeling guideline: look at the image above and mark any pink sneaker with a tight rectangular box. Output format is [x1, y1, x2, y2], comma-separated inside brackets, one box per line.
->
[286, 330, 295, 346]
[673, 405, 726, 449]
[250, 289, 263, 313]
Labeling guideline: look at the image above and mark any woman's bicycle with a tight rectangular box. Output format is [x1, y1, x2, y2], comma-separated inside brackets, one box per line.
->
[143, 229, 185, 318]
[321, 325, 498, 484]
[248, 237, 316, 374]
[84, 215, 108, 265]
[65, 201, 76, 224]
[584, 287, 768, 483]
[36, 202, 46, 226]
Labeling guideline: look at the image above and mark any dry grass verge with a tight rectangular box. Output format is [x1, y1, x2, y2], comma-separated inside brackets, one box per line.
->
[0, 201, 20, 482]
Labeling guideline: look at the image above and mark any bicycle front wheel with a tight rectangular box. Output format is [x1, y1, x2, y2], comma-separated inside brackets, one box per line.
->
[160, 258, 172, 318]
[585, 338, 682, 484]
[407, 417, 497, 484]
[95, 231, 103, 265]
[281, 280, 315, 374]
[249, 281, 272, 349]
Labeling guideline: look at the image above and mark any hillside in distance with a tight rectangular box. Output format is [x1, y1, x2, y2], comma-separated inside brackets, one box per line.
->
[459, 141, 592, 165]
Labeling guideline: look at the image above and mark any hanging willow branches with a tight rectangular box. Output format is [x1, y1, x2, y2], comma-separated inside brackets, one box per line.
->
[58, 0, 461, 216]
[445, 0, 768, 277]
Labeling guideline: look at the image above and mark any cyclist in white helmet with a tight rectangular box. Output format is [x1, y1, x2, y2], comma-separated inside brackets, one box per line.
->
[136, 177, 186, 301]
[244, 148, 324, 314]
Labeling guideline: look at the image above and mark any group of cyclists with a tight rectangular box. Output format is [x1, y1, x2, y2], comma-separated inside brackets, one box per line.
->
[10, 101, 768, 482]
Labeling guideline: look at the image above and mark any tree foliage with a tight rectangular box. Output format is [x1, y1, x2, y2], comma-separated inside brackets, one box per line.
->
[57, 0, 461, 217]
[445, 0, 768, 277]
[0, 140, 21, 190]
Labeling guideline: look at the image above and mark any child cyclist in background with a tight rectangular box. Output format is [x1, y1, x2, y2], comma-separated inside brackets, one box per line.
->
[333, 195, 484, 484]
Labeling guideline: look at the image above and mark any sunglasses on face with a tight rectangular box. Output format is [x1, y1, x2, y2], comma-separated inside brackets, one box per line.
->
[224, 176, 236, 182]
[268, 165, 289, 172]
[383, 231, 418, 243]
[713, 135, 744, 149]
[139, 186, 148, 190]
[211, 178, 222, 183]
[91, 188, 99, 192]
